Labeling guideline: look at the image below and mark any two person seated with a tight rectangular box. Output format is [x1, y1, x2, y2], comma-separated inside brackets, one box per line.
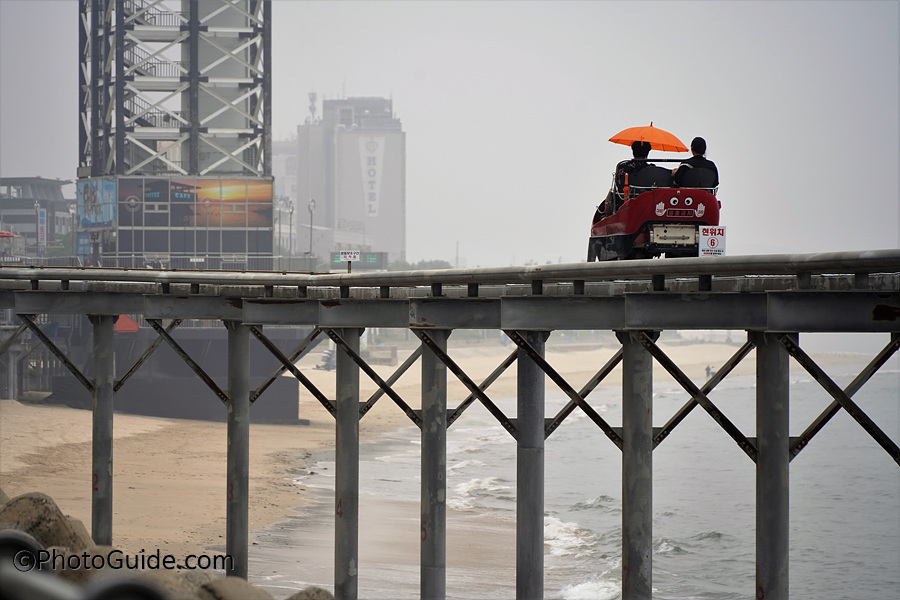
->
[599, 137, 718, 216]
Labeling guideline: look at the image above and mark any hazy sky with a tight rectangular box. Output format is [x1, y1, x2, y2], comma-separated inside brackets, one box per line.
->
[1, 1, 898, 266]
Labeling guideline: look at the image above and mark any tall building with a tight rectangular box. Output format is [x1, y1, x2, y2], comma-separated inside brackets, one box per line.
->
[296, 96, 406, 267]
[76, 0, 273, 269]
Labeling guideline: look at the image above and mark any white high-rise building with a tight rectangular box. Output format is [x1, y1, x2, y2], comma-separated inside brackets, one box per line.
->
[296, 96, 406, 268]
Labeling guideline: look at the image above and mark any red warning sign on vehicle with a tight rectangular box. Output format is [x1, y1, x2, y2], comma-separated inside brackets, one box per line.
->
[699, 226, 726, 256]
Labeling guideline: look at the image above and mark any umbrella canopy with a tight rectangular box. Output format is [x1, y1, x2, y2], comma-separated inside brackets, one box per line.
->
[609, 122, 688, 153]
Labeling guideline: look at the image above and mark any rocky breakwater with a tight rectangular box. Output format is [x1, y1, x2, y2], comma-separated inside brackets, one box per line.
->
[0, 487, 332, 600]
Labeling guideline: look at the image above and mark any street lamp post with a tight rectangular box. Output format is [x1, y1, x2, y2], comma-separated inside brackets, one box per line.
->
[288, 200, 294, 269]
[34, 201, 40, 258]
[308, 198, 316, 273]
[274, 206, 280, 269]
[70, 203, 77, 262]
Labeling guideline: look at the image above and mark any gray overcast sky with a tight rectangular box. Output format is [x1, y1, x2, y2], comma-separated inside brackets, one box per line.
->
[1, 1, 898, 266]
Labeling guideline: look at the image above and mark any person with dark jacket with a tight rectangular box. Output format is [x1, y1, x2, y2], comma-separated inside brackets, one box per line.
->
[599, 140, 653, 214]
[672, 137, 719, 188]
[615, 140, 653, 191]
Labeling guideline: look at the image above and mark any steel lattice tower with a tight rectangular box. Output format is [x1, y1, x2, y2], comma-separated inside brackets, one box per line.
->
[78, 0, 271, 178]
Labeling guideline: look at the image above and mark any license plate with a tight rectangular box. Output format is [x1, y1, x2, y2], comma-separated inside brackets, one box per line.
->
[651, 224, 696, 245]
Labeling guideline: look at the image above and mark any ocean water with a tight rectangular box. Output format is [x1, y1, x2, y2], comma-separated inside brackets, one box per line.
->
[250, 356, 899, 599]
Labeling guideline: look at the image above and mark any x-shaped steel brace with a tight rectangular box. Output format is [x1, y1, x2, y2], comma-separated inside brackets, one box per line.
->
[504, 329, 623, 449]
[146, 318, 228, 404]
[542, 347, 623, 442]
[250, 327, 323, 401]
[115, 318, 183, 392]
[358, 345, 422, 419]
[633, 331, 759, 461]
[0, 321, 29, 357]
[248, 326, 334, 416]
[778, 333, 900, 465]
[653, 339, 756, 449]
[414, 329, 518, 439]
[447, 348, 517, 427]
[18, 314, 95, 394]
[326, 328, 423, 428]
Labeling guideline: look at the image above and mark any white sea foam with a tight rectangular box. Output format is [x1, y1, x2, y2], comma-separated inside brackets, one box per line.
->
[454, 476, 512, 497]
[448, 476, 514, 510]
[544, 515, 598, 558]
[560, 577, 621, 600]
[447, 458, 486, 475]
[572, 494, 620, 513]
[654, 537, 687, 555]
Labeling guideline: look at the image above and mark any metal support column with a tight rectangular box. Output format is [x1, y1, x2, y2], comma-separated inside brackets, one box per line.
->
[754, 331, 790, 600]
[335, 328, 362, 600]
[41, 349, 51, 390]
[6, 350, 17, 400]
[619, 331, 653, 600]
[421, 329, 449, 599]
[517, 330, 546, 600]
[90, 315, 116, 545]
[225, 321, 251, 578]
[187, 0, 200, 174]
[261, 0, 273, 176]
[113, 0, 125, 172]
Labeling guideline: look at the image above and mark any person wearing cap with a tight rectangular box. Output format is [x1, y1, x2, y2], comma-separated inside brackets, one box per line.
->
[599, 140, 653, 214]
[672, 137, 719, 188]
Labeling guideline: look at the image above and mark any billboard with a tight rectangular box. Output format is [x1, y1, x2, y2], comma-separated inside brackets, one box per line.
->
[115, 178, 273, 228]
[77, 178, 117, 229]
[174, 178, 272, 228]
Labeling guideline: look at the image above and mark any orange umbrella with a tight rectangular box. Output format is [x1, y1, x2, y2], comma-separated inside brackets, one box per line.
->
[609, 122, 688, 153]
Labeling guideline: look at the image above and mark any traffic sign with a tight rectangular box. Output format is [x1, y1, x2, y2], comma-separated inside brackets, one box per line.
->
[699, 226, 726, 256]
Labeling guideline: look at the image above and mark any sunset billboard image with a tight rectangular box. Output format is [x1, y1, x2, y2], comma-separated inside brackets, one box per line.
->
[176, 178, 273, 228]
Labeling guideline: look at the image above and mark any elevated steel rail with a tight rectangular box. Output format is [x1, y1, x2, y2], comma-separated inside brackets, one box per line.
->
[1, 249, 898, 289]
[1, 249, 899, 600]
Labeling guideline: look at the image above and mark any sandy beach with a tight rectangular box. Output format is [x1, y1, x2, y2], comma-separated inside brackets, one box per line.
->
[0, 335, 863, 593]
